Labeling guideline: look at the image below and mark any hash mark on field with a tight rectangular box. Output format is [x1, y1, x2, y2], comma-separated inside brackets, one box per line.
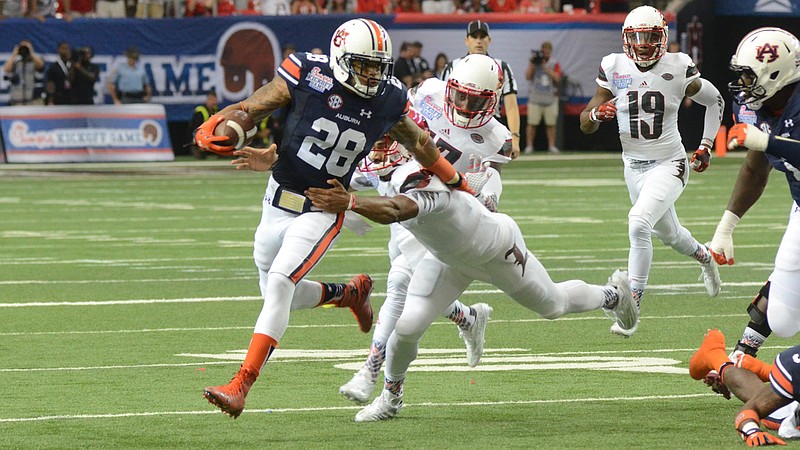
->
[0, 393, 714, 423]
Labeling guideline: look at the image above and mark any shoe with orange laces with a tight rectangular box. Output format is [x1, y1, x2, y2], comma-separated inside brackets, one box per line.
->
[341, 274, 374, 333]
[203, 365, 258, 419]
[689, 329, 728, 380]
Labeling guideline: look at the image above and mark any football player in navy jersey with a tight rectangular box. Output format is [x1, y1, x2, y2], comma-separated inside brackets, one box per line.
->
[694, 28, 800, 408]
[193, 18, 473, 419]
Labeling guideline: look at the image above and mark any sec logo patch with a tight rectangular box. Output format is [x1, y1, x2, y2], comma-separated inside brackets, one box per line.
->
[328, 94, 343, 109]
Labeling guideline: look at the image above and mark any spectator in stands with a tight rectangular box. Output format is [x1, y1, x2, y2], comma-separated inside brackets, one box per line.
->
[72, 46, 99, 105]
[485, 0, 516, 12]
[420, 0, 457, 13]
[323, 0, 352, 13]
[290, 0, 318, 14]
[310, 47, 324, 55]
[136, 0, 165, 17]
[95, 0, 126, 17]
[356, 0, 390, 13]
[257, 0, 290, 14]
[441, 20, 522, 158]
[518, 0, 554, 13]
[395, 0, 420, 12]
[433, 52, 448, 79]
[27, 0, 58, 20]
[45, 42, 74, 105]
[1, 0, 27, 18]
[188, 91, 219, 159]
[408, 41, 429, 86]
[108, 45, 152, 105]
[3, 40, 45, 106]
[185, 0, 214, 15]
[524, 41, 561, 154]
[393, 42, 415, 89]
[60, 0, 94, 17]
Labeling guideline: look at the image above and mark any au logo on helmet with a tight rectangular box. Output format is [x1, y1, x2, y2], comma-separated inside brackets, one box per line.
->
[333, 29, 349, 48]
[755, 44, 779, 63]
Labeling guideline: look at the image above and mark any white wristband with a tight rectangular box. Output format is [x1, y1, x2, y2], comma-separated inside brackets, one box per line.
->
[716, 210, 741, 235]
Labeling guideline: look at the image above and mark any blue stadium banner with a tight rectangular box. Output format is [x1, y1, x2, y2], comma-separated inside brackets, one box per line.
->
[0, 104, 173, 163]
[715, 0, 800, 15]
[0, 14, 631, 122]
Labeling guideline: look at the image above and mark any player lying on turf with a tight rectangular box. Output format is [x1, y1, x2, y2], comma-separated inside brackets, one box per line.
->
[689, 329, 800, 446]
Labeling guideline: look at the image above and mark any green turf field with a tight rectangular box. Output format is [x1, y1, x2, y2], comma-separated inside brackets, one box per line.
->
[0, 153, 795, 448]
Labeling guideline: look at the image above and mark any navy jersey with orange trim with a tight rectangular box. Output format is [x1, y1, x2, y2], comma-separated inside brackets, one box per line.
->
[274, 52, 409, 193]
[769, 344, 800, 400]
[732, 84, 800, 205]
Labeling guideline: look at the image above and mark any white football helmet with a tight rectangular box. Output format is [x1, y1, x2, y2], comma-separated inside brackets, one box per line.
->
[359, 135, 410, 177]
[329, 19, 394, 98]
[729, 27, 800, 110]
[622, 6, 668, 68]
[445, 54, 501, 129]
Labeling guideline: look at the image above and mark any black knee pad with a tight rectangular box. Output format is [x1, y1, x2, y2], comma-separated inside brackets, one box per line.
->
[746, 281, 771, 335]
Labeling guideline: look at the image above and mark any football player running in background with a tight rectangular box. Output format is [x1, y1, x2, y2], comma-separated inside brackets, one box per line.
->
[580, 6, 724, 336]
[340, 56, 511, 403]
[699, 27, 800, 398]
[306, 147, 638, 422]
[194, 18, 473, 419]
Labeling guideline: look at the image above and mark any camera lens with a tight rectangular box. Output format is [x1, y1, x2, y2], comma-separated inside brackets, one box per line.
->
[18, 45, 30, 58]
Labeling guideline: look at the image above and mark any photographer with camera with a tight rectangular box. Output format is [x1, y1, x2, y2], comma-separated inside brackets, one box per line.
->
[2, 40, 45, 106]
[71, 47, 99, 105]
[45, 42, 74, 105]
[524, 41, 562, 154]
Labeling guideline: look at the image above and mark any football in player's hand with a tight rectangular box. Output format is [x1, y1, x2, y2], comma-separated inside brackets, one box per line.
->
[213, 109, 257, 155]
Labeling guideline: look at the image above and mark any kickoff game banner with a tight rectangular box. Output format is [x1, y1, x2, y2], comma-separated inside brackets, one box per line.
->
[0, 104, 173, 163]
[0, 14, 631, 122]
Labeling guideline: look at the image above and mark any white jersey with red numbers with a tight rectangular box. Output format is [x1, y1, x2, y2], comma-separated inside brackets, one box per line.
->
[596, 52, 700, 161]
[411, 78, 511, 172]
[389, 161, 513, 265]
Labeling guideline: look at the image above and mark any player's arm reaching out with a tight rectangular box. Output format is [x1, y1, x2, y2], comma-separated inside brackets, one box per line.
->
[389, 115, 475, 194]
[728, 123, 800, 168]
[195, 77, 292, 153]
[685, 78, 724, 172]
[709, 149, 772, 265]
[306, 179, 419, 224]
[579, 86, 616, 135]
[734, 386, 789, 446]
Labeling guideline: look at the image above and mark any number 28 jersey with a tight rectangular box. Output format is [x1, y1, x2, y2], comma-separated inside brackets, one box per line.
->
[274, 52, 409, 193]
[596, 52, 699, 161]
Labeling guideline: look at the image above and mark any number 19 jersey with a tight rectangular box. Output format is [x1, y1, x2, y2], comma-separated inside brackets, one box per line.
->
[596, 52, 699, 161]
[274, 52, 409, 193]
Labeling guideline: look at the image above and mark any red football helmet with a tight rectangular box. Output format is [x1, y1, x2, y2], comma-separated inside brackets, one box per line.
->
[359, 135, 410, 177]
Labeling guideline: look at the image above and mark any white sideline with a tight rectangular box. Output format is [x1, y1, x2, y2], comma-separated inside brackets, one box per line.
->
[0, 393, 714, 424]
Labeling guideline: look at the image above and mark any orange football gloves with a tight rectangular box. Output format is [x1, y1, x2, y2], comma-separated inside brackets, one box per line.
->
[194, 114, 235, 154]
[589, 99, 617, 123]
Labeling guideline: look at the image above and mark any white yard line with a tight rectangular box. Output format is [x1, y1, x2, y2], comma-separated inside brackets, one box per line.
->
[0, 393, 718, 424]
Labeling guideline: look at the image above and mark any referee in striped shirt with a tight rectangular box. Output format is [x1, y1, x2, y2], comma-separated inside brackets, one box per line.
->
[440, 20, 521, 159]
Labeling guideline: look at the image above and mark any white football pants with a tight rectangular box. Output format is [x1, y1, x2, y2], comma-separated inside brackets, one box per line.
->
[384, 214, 608, 382]
[766, 202, 800, 338]
[624, 156, 701, 291]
